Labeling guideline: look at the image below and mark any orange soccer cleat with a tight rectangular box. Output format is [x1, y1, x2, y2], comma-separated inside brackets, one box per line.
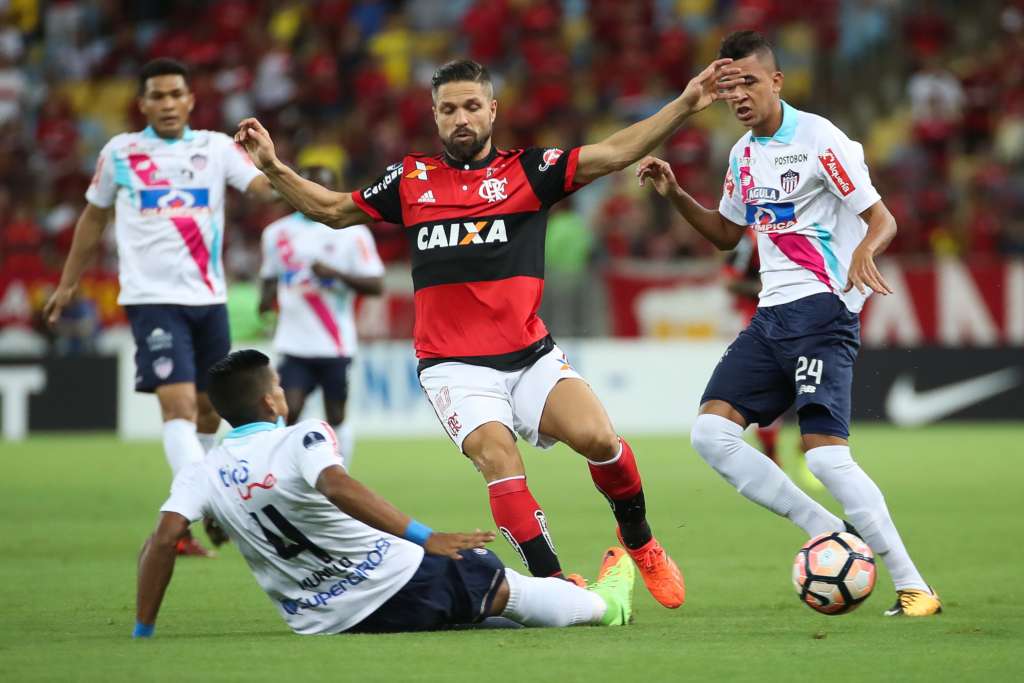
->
[616, 529, 685, 608]
[565, 573, 588, 588]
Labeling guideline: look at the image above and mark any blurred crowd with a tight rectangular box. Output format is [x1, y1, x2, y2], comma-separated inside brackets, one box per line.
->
[1, 0, 1023, 297]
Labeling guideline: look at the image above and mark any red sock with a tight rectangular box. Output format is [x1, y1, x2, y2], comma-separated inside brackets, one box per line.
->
[587, 438, 642, 500]
[488, 476, 562, 577]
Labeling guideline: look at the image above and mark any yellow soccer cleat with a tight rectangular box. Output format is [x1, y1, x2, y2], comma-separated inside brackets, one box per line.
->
[883, 587, 943, 617]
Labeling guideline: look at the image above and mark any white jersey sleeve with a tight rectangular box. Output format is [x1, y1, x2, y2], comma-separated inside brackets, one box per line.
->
[717, 153, 746, 226]
[217, 133, 262, 193]
[159, 463, 210, 522]
[84, 139, 118, 209]
[815, 123, 881, 216]
[291, 421, 346, 485]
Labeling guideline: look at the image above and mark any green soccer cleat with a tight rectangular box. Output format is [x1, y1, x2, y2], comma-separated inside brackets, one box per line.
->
[587, 547, 636, 626]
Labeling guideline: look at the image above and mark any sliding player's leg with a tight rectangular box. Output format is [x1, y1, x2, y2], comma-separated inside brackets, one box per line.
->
[520, 349, 684, 608]
[691, 318, 843, 537]
[420, 363, 565, 579]
[347, 546, 635, 633]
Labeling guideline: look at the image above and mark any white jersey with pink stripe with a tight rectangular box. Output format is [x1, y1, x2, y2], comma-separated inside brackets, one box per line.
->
[260, 214, 384, 358]
[86, 127, 261, 305]
[718, 102, 881, 313]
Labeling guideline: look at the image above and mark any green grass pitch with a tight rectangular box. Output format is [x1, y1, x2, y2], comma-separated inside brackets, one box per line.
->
[3, 424, 1021, 681]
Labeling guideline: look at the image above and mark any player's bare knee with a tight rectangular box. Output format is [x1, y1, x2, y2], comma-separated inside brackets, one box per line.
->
[489, 579, 511, 615]
[574, 425, 619, 462]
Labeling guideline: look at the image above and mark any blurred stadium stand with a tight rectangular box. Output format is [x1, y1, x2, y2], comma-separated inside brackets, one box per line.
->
[0, 1, 1022, 436]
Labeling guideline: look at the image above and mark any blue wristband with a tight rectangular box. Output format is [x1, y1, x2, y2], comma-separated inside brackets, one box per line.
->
[132, 621, 155, 639]
[403, 520, 433, 546]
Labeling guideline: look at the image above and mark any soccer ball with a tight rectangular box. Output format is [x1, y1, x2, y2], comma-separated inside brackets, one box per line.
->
[792, 531, 876, 615]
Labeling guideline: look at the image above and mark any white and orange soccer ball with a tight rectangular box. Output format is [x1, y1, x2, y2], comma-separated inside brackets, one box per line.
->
[792, 531, 876, 615]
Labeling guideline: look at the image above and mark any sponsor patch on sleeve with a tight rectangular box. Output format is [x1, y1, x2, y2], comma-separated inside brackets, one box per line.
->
[818, 148, 855, 196]
[303, 431, 328, 449]
[724, 168, 735, 198]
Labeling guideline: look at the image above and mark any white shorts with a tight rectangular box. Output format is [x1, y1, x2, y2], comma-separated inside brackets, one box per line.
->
[418, 345, 584, 452]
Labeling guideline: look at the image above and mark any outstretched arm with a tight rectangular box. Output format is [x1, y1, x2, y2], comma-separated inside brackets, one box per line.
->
[315, 466, 494, 559]
[135, 512, 189, 638]
[235, 118, 370, 229]
[574, 60, 743, 184]
[42, 203, 112, 325]
[310, 262, 384, 295]
[845, 200, 897, 295]
[637, 156, 746, 250]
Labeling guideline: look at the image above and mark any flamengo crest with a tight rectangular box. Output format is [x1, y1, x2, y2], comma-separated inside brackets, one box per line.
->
[479, 177, 508, 203]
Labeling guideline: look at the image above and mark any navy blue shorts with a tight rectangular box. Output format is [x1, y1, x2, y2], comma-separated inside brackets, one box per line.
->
[347, 549, 506, 633]
[278, 355, 352, 402]
[701, 293, 860, 438]
[124, 304, 231, 393]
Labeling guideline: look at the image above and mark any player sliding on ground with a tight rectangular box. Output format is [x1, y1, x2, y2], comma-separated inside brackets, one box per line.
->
[638, 30, 941, 617]
[232, 58, 745, 607]
[134, 350, 636, 637]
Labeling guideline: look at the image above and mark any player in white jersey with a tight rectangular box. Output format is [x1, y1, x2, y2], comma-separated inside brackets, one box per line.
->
[259, 166, 385, 468]
[637, 31, 941, 617]
[44, 59, 277, 556]
[134, 350, 636, 637]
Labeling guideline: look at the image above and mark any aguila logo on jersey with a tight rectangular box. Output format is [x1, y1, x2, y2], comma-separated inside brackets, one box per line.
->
[417, 219, 508, 250]
[478, 177, 509, 203]
[406, 160, 436, 180]
[781, 169, 800, 194]
[140, 188, 211, 215]
[818, 148, 855, 196]
[745, 201, 798, 233]
[539, 148, 564, 172]
[746, 187, 780, 203]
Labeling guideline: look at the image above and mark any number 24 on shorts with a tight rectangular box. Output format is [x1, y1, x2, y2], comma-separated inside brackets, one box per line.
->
[795, 356, 824, 385]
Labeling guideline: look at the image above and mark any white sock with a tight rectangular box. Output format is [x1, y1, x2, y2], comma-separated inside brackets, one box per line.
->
[333, 422, 354, 470]
[501, 569, 606, 627]
[805, 445, 928, 592]
[690, 414, 842, 536]
[197, 432, 218, 454]
[162, 419, 205, 477]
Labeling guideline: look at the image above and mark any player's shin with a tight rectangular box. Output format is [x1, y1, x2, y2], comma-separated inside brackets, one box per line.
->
[805, 445, 929, 592]
[162, 419, 205, 476]
[587, 438, 652, 549]
[691, 414, 842, 536]
[488, 476, 563, 577]
[501, 569, 606, 627]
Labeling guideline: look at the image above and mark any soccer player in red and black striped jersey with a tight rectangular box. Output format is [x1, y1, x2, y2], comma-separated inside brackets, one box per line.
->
[236, 58, 744, 609]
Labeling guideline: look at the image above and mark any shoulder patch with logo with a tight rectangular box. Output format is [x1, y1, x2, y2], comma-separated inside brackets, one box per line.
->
[303, 431, 328, 449]
[818, 148, 855, 196]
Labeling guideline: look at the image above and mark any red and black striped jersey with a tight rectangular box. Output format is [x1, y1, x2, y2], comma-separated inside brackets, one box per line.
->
[352, 146, 588, 370]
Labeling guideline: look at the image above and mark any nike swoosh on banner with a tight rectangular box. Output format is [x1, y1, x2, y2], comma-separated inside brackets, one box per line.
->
[885, 367, 1022, 426]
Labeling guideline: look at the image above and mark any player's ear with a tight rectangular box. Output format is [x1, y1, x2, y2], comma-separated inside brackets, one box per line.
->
[489, 98, 497, 123]
[772, 70, 784, 95]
